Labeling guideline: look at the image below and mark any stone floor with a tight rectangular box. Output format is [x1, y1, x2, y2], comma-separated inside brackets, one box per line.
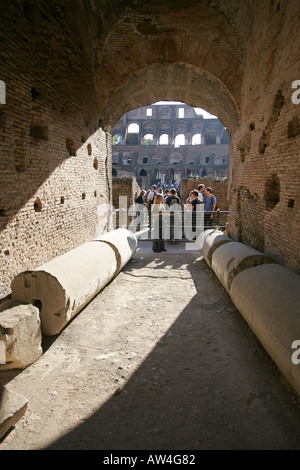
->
[0, 241, 300, 450]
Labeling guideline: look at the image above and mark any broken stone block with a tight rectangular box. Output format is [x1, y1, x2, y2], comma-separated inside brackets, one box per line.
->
[0, 384, 28, 439]
[0, 303, 42, 370]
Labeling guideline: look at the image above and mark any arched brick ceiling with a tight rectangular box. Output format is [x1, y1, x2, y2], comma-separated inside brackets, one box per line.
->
[78, 0, 256, 133]
[100, 63, 240, 135]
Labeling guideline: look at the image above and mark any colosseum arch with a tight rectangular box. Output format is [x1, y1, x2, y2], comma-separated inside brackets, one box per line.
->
[158, 121, 171, 146]
[1, 0, 300, 297]
[100, 64, 240, 136]
[205, 131, 217, 145]
[95, 1, 244, 134]
[82, 0, 300, 272]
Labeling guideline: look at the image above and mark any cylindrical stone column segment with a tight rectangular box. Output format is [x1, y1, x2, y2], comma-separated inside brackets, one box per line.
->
[230, 264, 300, 397]
[197, 228, 232, 268]
[211, 241, 276, 293]
[199, 229, 300, 397]
[11, 229, 137, 336]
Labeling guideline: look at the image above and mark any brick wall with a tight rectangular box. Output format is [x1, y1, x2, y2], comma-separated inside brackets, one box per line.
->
[228, 1, 300, 272]
[112, 177, 141, 210]
[0, 2, 112, 298]
[112, 177, 141, 228]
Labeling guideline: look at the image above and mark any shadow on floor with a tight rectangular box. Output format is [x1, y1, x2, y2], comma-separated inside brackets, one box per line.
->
[44, 255, 300, 450]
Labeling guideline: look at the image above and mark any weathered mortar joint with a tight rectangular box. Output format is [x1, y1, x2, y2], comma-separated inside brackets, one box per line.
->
[196, 229, 232, 268]
[225, 253, 277, 292]
[210, 238, 276, 293]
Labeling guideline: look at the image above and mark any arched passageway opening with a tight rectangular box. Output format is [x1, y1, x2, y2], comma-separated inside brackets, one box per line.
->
[112, 101, 229, 193]
[97, 0, 299, 271]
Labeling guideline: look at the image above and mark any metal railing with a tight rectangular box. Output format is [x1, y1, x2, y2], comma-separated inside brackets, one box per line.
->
[111, 207, 229, 241]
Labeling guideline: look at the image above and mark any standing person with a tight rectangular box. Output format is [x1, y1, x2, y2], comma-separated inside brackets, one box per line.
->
[135, 190, 146, 204]
[135, 190, 146, 231]
[165, 188, 180, 207]
[190, 190, 201, 236]
[197, 184, 205, 203]
[152, 194, 167, 252]
[204, 187, 217, 229]
[186, 191, 192, 205]
[164, 189, 170, 200]
[147, 184, 157, 228]
[165, 188, 181, 243]
[147, 184, 157, 205]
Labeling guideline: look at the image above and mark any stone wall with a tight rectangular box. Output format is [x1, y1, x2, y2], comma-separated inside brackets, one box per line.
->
[112, 141, 229, 189]
[97, 1, 300, 273]
[112, 177, 141, 210]
[0, 2, 112, 298]
[228, 1, 300, 272]
[112, 177, 141, 229]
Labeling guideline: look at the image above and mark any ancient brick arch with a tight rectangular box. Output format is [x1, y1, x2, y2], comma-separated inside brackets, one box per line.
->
[100, 63, 240, 135]
[94, 1, 246, 133]
[77, 0, 299, 274]
[0, 0, 300, 298]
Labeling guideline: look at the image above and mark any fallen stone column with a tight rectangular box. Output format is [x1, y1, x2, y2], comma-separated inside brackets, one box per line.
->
[196, 229, 232, 268]
[230, 264, 300, 397]
[11, 229, 137, 336]
[94, 228, 138, 275]
[210, 241, 276, 293]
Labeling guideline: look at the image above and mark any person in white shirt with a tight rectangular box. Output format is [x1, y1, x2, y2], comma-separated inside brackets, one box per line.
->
[147, 185, 157, 205]
[147, 185, 157, 228]
[197, 184, 205, 203]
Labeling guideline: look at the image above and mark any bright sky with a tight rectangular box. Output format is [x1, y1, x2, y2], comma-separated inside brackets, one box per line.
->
[153, 101, 217, 119]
